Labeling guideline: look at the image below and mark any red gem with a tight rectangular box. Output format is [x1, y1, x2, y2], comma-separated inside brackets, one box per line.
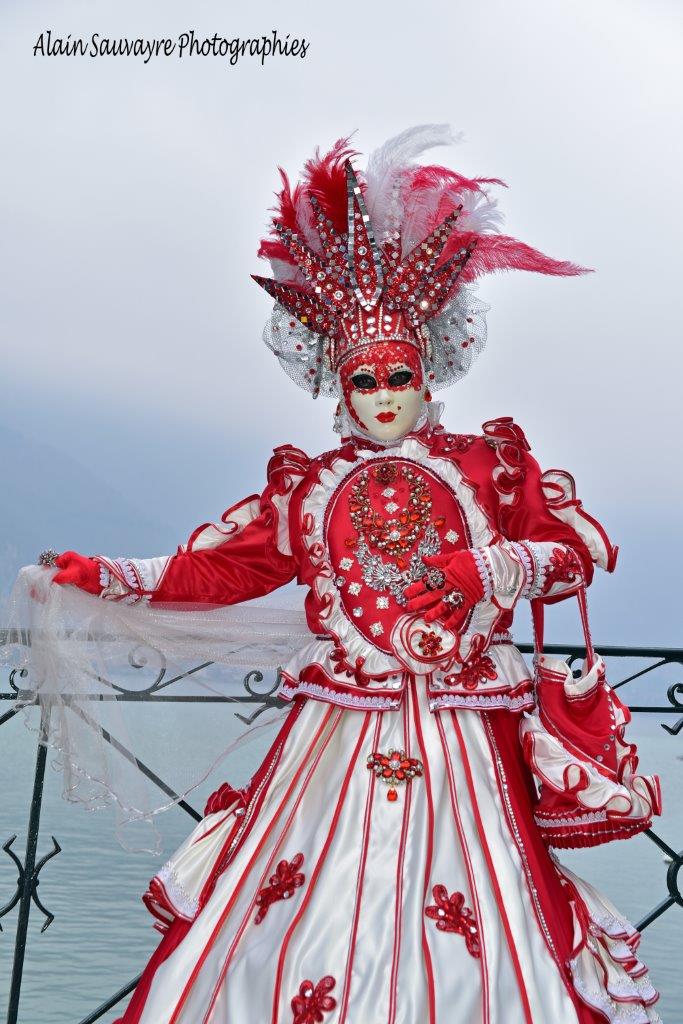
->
[387, 788, 398, 802]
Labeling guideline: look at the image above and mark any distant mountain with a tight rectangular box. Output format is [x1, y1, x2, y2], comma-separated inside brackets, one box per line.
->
[0, 422, 176, 597]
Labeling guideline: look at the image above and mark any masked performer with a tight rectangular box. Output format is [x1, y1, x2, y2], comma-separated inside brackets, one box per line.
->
[48, 128, 662, 1023]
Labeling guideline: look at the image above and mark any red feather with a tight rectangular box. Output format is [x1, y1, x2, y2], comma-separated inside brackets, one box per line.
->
[459, 234, 591, 281]
[303, 136, 359, 233]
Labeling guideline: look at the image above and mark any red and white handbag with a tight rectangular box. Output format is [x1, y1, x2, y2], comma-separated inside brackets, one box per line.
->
[520, 588, 661, 849]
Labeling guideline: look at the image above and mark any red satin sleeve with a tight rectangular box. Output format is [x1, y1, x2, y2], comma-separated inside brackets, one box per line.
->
[149, 511, 296, 607]
[503, 451, 595, 589]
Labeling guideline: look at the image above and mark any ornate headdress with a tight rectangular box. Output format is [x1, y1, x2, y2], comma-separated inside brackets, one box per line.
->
[254, 125, 586, 397]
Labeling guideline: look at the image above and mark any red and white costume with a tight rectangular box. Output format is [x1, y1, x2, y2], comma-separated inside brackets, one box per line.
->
[55, 128, 664, 1023]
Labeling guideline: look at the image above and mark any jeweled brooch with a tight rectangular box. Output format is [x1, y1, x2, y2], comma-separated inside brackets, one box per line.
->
[366, 748, 423, 802]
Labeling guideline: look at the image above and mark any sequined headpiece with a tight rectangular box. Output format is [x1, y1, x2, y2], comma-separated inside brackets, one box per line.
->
[254, 126, 587, 397]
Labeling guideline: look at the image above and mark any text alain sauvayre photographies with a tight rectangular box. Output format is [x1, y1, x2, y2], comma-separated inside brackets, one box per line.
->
[32, 29, 310, 66]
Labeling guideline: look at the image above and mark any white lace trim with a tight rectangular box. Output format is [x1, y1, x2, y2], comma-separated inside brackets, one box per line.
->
[278, 679, 401, 710]
[471, 547, 494, 601]
[523, 540, 549, 598]
[510, 541, 534, 599]
[535, 810, 608, 828]
[570, 968, 661, 1023]
[156, 861, 199, 920]
[127, 557, 155, 593]
[429, 691, 534, 712]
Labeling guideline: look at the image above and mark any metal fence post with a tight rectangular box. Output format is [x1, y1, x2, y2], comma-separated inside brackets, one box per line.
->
[6, 702, 51, 1024]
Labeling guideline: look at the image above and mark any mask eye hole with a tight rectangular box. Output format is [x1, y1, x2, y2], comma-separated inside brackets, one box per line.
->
[350, 372, 377, 391]
[387, 369, 413, 387]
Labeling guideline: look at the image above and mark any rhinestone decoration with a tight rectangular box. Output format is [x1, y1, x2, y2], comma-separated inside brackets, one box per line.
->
[366, 748, 424, 802]
[340, 557, 354, 570]
[254, 854, 305, 925]
[348, 582, 362, 596]
[425, 885, 481, 958]
[417, 630, 443, 656]
[376, 596, 389, 609]
[370, 622, 384, 636]
[38, 549, 59, 567]
[353, 607, 363, 618]
[291, 975, 337, 1024]
[349, 464, 432, 559]
[423, 567, 446, 591]
[445, 530, 460, 544]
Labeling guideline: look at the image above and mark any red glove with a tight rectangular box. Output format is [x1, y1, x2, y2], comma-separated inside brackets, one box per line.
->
[405, 550, 485, 630]
[51, 551, 102, 595]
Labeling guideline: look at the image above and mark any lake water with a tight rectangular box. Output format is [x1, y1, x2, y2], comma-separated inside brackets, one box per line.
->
[1, 692, 681, 1023]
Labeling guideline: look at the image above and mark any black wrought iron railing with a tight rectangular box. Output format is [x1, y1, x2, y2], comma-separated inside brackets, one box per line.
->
[1, 638, 681, 1024]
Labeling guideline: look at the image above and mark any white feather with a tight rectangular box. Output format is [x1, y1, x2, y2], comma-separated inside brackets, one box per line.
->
[458, 189, 504, 235]
[365, 124, 463, 240]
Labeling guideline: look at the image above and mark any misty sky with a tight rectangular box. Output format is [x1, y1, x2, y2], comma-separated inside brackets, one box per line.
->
[1, 0, 682, 644]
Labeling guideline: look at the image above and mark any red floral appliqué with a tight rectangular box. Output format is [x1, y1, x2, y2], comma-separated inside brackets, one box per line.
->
[444, 653, 498, 692]
[425, 885, 481, 958]
[418, 630, 443, 656]
[254, 853, 305, 924]
[203, 781, 251, 817]
[291, 975, 337, 1023]
[367, 748, 423, 802]
[544, 546, 583, 591]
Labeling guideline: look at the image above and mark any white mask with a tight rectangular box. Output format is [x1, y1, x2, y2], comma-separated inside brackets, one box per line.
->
[338, 342, 427, 443]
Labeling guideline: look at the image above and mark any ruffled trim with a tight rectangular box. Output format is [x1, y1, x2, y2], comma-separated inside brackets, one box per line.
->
[558, 863, 662, 1023]
[540, 468, 618, 573]
[143, 808, 241, 926]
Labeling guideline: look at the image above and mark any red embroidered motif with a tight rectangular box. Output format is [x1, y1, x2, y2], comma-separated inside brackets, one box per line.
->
[418, 630, 443, 656]
[444, 654, 498, 692]
[254, 854, 305, 924]
[425, 885, 481, 958]
[367, 748, 423, 802]
[544, 546, 583, 591]
[433, 431, 477, 455]
[291, 975, 337, 1023]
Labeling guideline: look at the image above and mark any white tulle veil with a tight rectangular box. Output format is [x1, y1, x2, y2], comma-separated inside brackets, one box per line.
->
[1, 566, 311, 852]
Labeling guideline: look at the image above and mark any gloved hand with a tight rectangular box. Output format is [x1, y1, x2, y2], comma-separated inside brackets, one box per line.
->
[405, 550, 485, 630]
[51, 551, 102, 595]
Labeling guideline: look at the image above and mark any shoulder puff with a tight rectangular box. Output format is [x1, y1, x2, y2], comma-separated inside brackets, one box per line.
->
[185, 444, 310, 555]
[481, 416, 617, 572]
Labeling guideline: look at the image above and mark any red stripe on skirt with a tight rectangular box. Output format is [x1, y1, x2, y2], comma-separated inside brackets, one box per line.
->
[167, 705, 338, 1024]
[410, 681, 437, 1024]
[201, 706, 345, 1021]
[449, 710, 535, 1024]
[482, 711, 606, 1024]
[270, 712, 373, 1023]
[435, 711, 491, 1023]
[387, 697, 412, 1024]
[338, 713, 383, 1022]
